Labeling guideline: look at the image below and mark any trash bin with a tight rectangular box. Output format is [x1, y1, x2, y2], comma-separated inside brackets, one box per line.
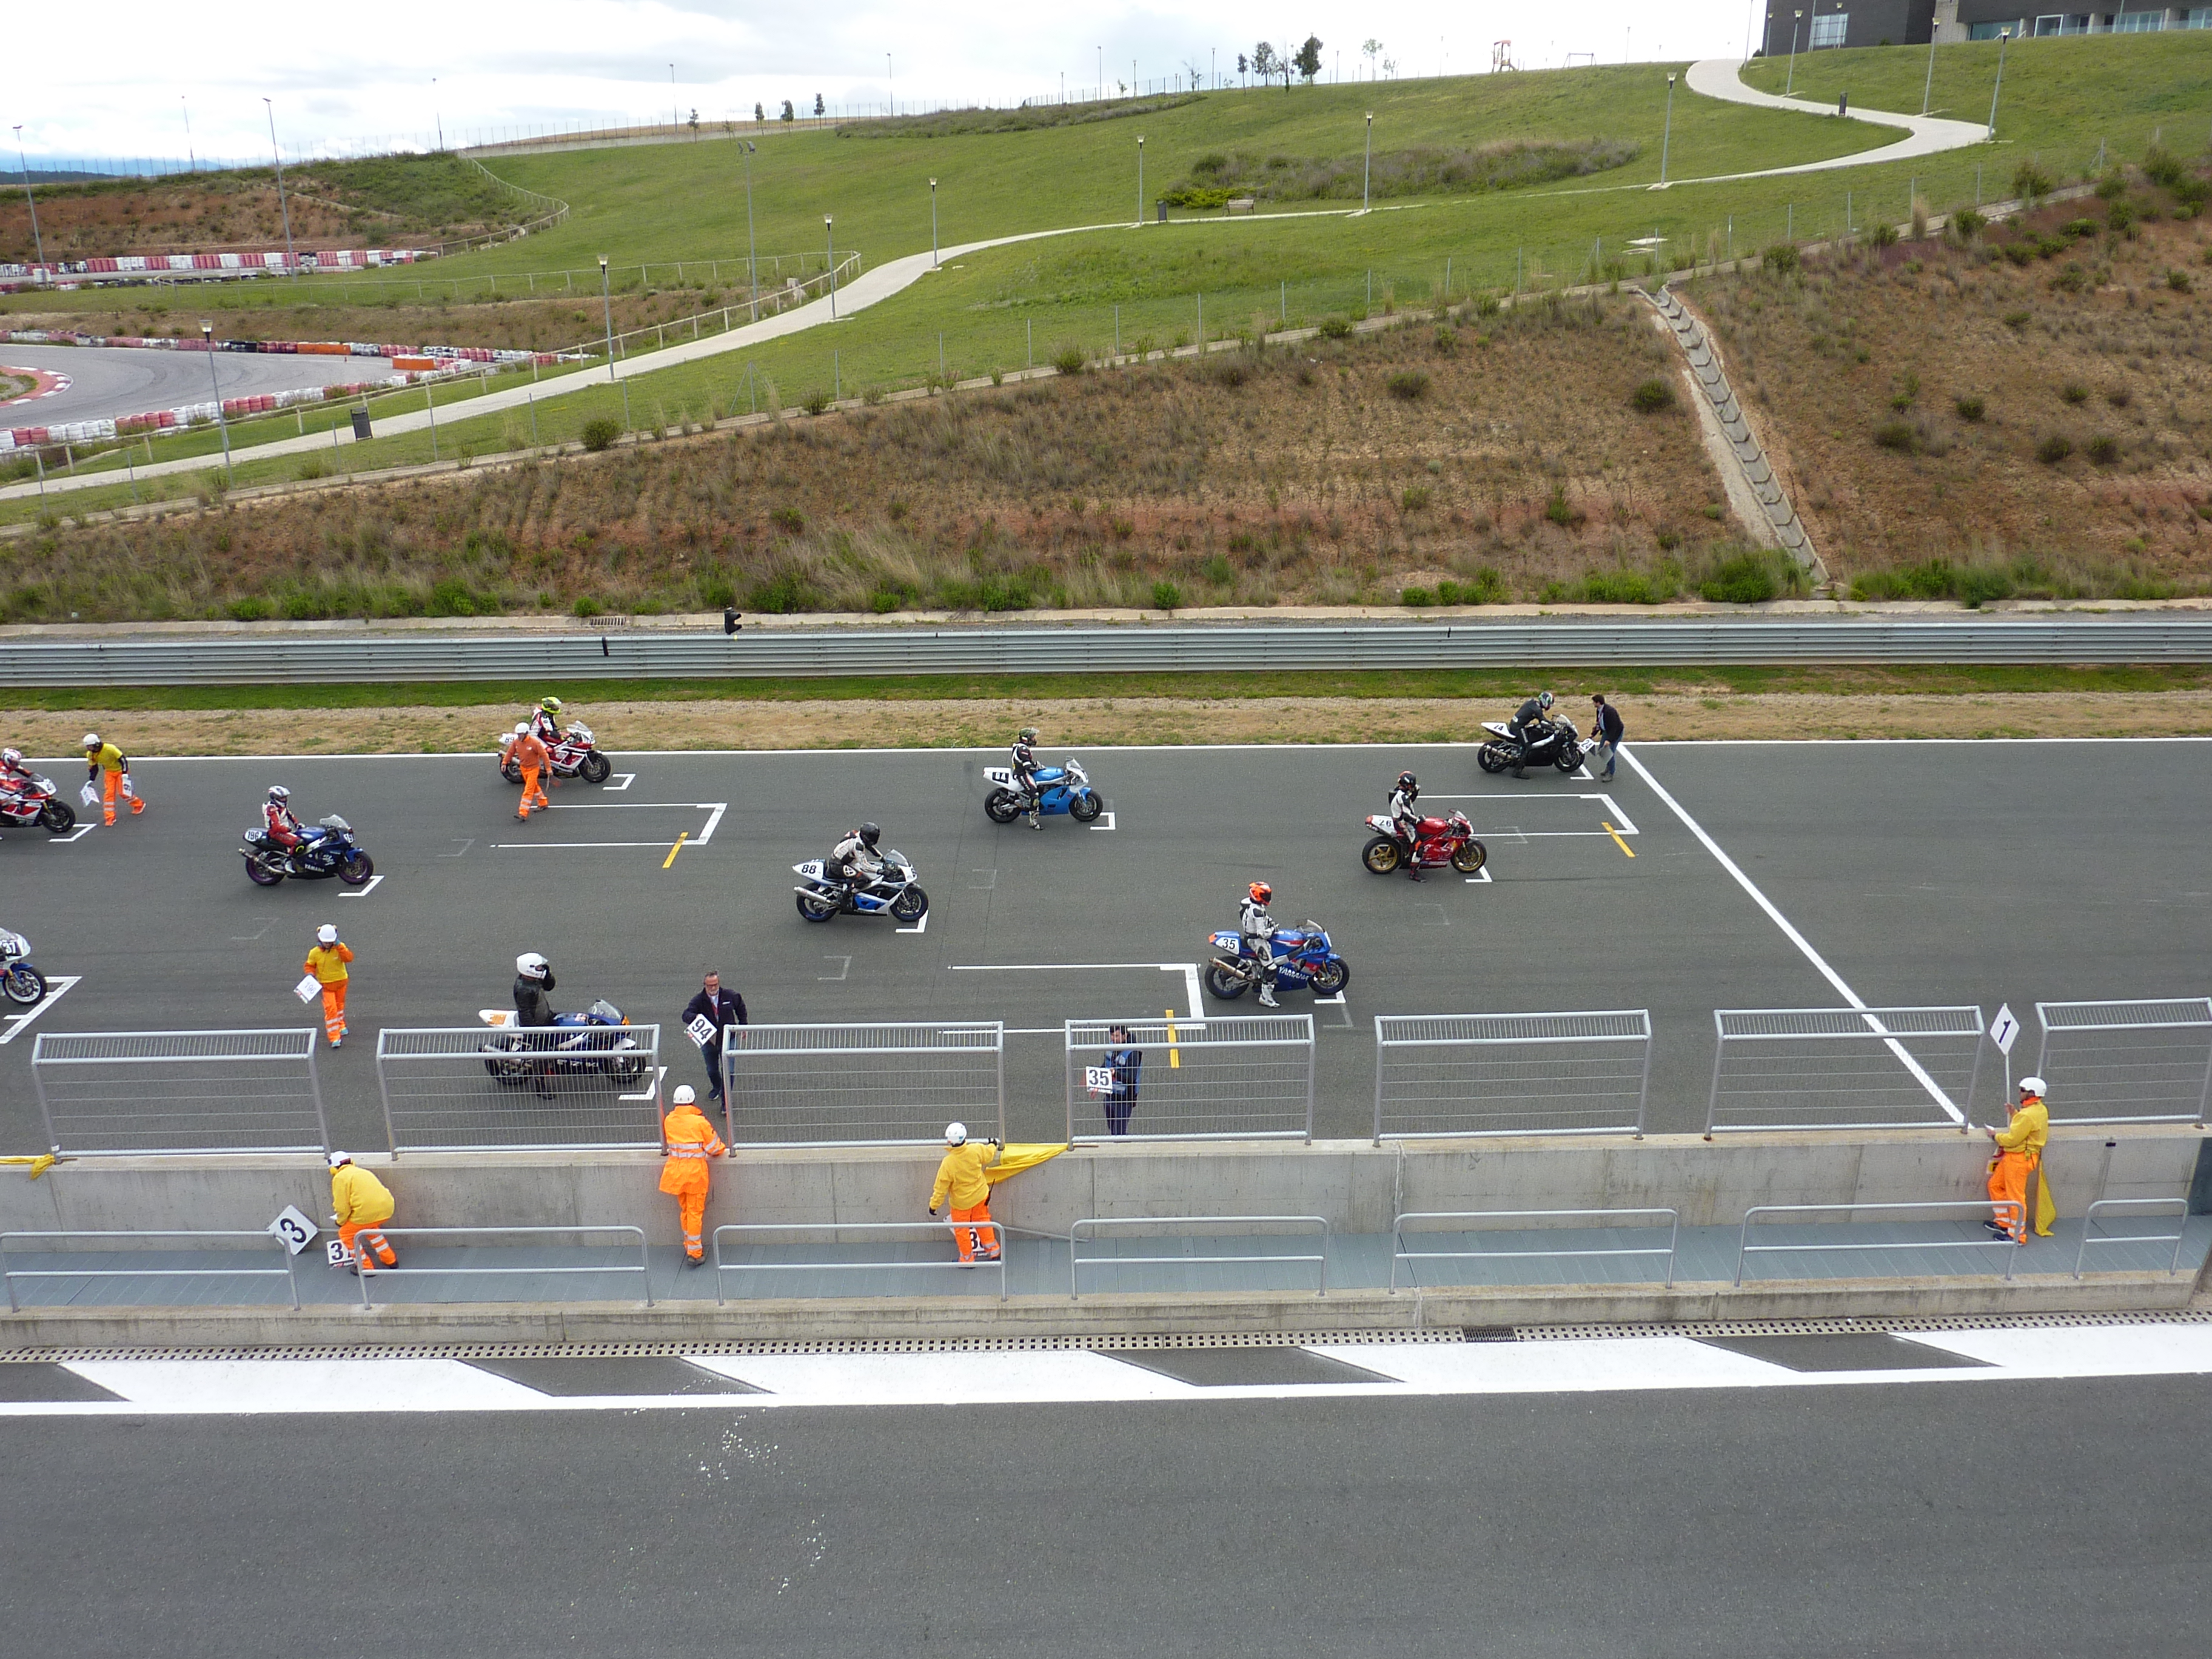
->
[349, 408, 372, 441]
[1157, 201, 1168, 224]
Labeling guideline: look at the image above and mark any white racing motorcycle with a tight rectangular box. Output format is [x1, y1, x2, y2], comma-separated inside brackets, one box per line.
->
[793, 848, 930, 924]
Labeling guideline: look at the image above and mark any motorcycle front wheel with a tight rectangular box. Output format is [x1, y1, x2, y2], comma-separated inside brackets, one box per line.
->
[340, 852, 375, 886]
[40, 800, 76, 833]
[579, 752, 612, 784]
[1555, 744, 1584, 773]
[1450, 839, 1488, 874]
[889, 886, 928, 923]
[1204, 963, 1250, 1000]
[796, 891, 839, 923]
[1309, 959, 1351, 996]
[244, 855, 285, 886]
[1476, 743, 1512, 775]
[500, 760, 523, 785]
[983, 789, 1022, 825]
[2, 964, 45, 1007]
[1069, 792, 1104, 824]
[1361, 836, 1403, 874]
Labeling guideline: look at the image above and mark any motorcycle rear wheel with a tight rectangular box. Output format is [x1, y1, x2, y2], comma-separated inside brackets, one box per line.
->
[2, 964, 45, 1007]
[984, 789, 1022, 825]
[339, 852, 375, 886]
[1361, 836, 1403, 874]
[796, 891, 839, 923]
[579, 752, 612, 785]
[1450, 839, 1488, 874]
[1476, 743, 1512, 775]
[1069, 792, 1104, 824]
[40, 801, 76, 833]
[245, 856, 285, 886]
[889, 885, 929, 923]
[1204, 963, 1250, 1000]
[1309, 959, 1351, 996]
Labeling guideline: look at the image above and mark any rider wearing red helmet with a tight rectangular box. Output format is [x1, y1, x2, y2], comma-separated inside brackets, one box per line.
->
[1239, 880, 1282, 1008]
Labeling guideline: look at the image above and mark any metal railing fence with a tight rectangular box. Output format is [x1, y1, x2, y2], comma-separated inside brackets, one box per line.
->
[374, 1025, 663, 1154]
[1373, 1011, 1652, 1141]
[12, 618, 2212, 688]
[2071, 1198, 2193, 1279]
[1065, 1015, 1315, 1143]
[710, 1221, 1047, 1304]
[1734, 1201, 2024, 1286]
[1069, 1215, 1329, 1299]
[30, 1028, 327, 1156]
[1706, 1007, 1985, 1135]
[1389, 1208, 1681, 1290]
[349, 1224, 653, 1307]
[723, 1022, 1005, 1147]
[1, 1229, 303, 1310]
[2033, 999, 2212, 1127]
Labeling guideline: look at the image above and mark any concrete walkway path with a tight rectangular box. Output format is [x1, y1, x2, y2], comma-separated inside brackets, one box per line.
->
[1680, 56, 1990, 184]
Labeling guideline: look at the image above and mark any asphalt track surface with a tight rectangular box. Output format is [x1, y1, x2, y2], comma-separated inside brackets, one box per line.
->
[0, 343, 386, 426]
[2, 737, 2207, 1151]
[2, 1371, 2208, 1655]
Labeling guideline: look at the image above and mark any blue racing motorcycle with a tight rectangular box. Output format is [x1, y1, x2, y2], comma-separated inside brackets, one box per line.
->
[983, 758, 1104, 825]
[1204, 922, 1352, 1001]
[241, 815, 374, 886]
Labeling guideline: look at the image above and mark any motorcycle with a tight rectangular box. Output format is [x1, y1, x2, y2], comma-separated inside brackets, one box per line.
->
[1477, 716, 1587, 776]
[477, 999, 651, 1084]
[793, 849, 930, 924]
[0, 928, 45, 1007]
[1361, 811, 1489, 877]
[982, 758, 1104, 825]
[1204, 922, 1351, 1001]
[241, 816, 375, 886]
[501, 721, 613, 785]
[0, 773, 78, 834]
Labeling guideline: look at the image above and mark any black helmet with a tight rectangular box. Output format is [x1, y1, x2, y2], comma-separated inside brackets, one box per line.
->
[1396, 772, 1418, 796]
[857, 822, 881, 847]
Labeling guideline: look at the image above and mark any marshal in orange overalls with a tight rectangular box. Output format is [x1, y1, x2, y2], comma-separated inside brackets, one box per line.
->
[659, 1096, 728, 1263]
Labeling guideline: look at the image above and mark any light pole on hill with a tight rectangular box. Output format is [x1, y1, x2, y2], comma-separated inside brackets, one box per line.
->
[1362, 112, 1373, 209]
[263, 99, 297, 279]
[740, 141, 760, 320]
[1660, 74, 1677, 185]
[1136, 136, 1144, 223]
[825, 216, 837, 318]
[1987, 28, 2011, 139]
[599, 255, 630, 427]
[11, 127, 43, 271]
[201, 320, 232, 481]
[432, 79, 443, 150]
[1785, 12, 1803, 96]
[1921, 29, 1939, 116]
[929, 178, 939, 267]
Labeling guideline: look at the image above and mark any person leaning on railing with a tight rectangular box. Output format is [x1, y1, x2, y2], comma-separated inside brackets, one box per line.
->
[660, 1085, 728, 1267]
[1984, 1077, 2056, 1243]
[928, 1122, 1003, 1266]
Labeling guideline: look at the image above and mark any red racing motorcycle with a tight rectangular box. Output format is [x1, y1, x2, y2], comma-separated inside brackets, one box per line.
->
[499, 720, 613, 785]
[1360, 810, 1488, 877]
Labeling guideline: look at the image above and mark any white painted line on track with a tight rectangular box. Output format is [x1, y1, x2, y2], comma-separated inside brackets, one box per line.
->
[603, 773, 637, 792]
[337, 874, 384, 899]
[62, 1358, 549, 1413]
[619, 1064, 668, 1104]
[896, 911, 930, 935]
[686, 1350, 1199, 1405]
[0, 975, 80, 1045]
[1091, 811, 1117, 831]
[488, 801, 725, 853]
[1465, 868, 1493, 884]
[1616, 743, 1964, 1123]
[820, 956, 851, 982]
[949, 961, 1204, 1019]
[693, 803, 726, 845]
[44, 826, 93, 845]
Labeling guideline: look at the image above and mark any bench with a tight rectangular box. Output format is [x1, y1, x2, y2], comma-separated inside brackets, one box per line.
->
[1225, 197, 1257, 215]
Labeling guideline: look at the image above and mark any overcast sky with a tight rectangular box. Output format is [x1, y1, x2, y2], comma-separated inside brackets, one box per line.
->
[10, 1, 1763, 165]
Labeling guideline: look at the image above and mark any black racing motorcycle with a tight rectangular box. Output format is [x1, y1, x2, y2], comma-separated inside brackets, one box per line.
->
[1477, 717, 1587, 776]
[241, 816, 375, 886]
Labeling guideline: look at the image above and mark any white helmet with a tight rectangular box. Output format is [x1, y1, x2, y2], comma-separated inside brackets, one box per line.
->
[516, 951, 550, 981]
[671, 1084, 696, 1105]
[317, 923, 338, 945]
[81, 732, 101, 749]
[945, 1121, 968, 1145]
[2019, 1076, 2046, 1097]
[267, 785, 291, 803]
[1, 748, 20, 767]
[514, 722, 531, 736]
[327, 1150, 353, 1168]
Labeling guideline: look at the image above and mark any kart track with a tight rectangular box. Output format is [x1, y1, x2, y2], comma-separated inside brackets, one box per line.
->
[0, 343, 386, 426]
[1, 737, 2204, 1153]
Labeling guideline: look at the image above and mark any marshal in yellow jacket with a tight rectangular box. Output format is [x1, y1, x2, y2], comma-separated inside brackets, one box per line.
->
[930, 1141, 1002, 1210]
[332, 1162, 395, 1227]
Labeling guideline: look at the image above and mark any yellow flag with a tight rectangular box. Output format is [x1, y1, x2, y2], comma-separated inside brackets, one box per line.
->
[983, 1143, 1068, 1185]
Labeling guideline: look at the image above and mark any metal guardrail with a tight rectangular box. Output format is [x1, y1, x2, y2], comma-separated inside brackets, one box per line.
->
[1389, 1208, 1681, 1290]
[2034, 999, 2212, 1127]
[1735, 1200, 2025, 1286]
[1070, 1215, 1329, 1300]
[30, 1027, 327, 1156]
[1373, 1011, 1652, 1142]
[352, 1224, 653, 1308]
[1065, 1014, 1315, 1144]
[8, 616, 2212, 686]
[723, 1022, 1005, 1148]
[1706, 1006, 1985, 1136]
[710, 1221, 1036, 1304]
[2072, 1198, 2192, 1279]
[374, 1023, 664, 1155]
[1, 1229, 303, 1310]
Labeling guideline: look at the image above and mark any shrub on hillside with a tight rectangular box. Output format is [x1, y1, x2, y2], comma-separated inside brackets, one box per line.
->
[1052, 347, 1086, 375]
[1763, 244, 1800, 273]
[1948, 208, 1986, 242]
[1435, 571, 1506, 606]
[2036, 434, 2074, 465]
[1954, 394, 1986, 421]
[1873, 421, 1917, 452]
[1400, 485, 1433, 512]
[1385, 370, 1430, 400]
[1150, 580, 1184, 611]
[1316, 315, 1355, 339]
[2013, 161, 2054, 203]
[1700, 552, 1779, 605]
[2087, 434, 2120, 464]
[579, 417, 620, 452]
[1630, 378, 1675, 412]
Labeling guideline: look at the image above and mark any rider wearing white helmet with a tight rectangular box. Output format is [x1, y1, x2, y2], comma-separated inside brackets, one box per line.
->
[512, 952, 556, 1027]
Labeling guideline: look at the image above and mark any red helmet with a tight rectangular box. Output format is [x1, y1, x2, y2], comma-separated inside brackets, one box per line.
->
[1247, 881, 1272, 906]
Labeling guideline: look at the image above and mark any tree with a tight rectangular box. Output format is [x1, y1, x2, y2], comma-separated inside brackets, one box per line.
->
[1252, 41, 1278, 80]
[1293, 36, 1322, 83]
[780, 99, 795, 122]
[1236, 52, 1248, 84]
[1362, 38, 1382, 79]
[754, 102, 765, 122]
[687, 109, 699, 133]
[813, 93, 825, 116]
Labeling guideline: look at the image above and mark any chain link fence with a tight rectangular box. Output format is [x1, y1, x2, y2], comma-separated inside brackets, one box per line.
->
[1065, 1014, 1315, 1143]
[1372, 1011, 1652, 1141]
[723, 1023, 1005, 1147]
[374, 1024, 663, 1153]
[30, 1028, 326, 1156]
[2033, 999, 2212, 1127]
[1705, 1007, 1985, 1136]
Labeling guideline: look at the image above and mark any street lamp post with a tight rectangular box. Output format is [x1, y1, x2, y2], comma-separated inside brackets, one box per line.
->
[263, 98, 297, 279]
[12, 127, 45, 271]
[740, 142, 759, 321]
[1785, 12, 1804, 96]
[1660, 74, 1677, 185]
[200, 320, 232, 480]
[1362, 112, 1373, 209]
[669, 64, 677, 133]
[825, 216, 837, 318]
[1987, 29, 2011, 139]
[929, 178, 939, 268]
[1136, 136, 1144, 223]
[887, 54, 893, 118]
[1921, 29, 1939, 116]
[181, 96, 195, 172]
[598, 255, 629, 426]
[432, 79, 443, 151]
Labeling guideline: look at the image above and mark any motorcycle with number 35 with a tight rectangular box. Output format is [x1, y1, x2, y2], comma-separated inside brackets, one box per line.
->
[1204, 923, 1350, 1002]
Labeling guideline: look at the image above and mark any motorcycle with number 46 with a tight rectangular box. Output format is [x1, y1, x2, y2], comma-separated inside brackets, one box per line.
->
[1204, 922, 1351, 1002]
[241, 816, 375, 886]
[792, 849, 930, 924]
[1361, 810, 1488, 876]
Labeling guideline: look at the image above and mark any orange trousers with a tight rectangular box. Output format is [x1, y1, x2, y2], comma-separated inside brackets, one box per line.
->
[1988, 1151, 2035, 1243]
[516, 766, 549, 817]
[676, 1188, 708, 1261]
[101, 771, 145, 826]
[951, 1201, 999, 1262]
[319, 982, 348, 1045]
[340, 1219, 397, 1272]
